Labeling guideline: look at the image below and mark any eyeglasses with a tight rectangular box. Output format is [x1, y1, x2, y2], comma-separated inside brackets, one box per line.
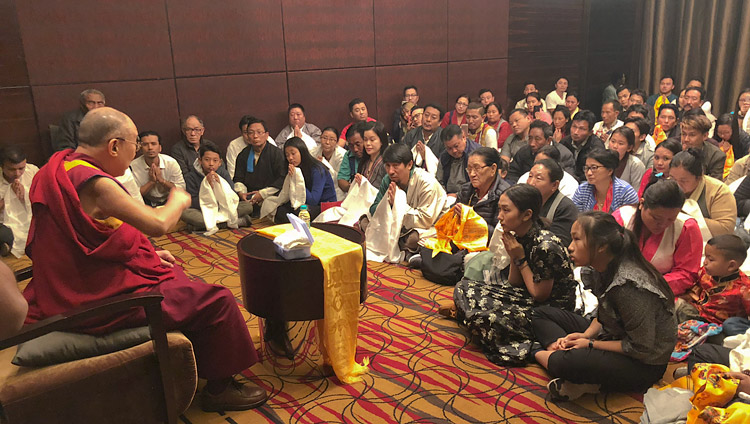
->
[185, 127, 204, 134]
[583, 165, 603, 173]
[242, 130, 266, 137]
[456, 101, 469, 107]
[467, 165, 490, 175]
[116, 137, 142, 149]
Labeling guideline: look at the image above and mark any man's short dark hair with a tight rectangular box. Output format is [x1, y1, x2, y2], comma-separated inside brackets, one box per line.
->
[478, 88, 493, 98]
[238, 115, 254, 131]
[536, 144, 561, 161]
[382, 143, 413, 165]
[346, 122, 362, 140]
[566, 91, 580, 101]
[571, 110, 596, 130]
[602, 100, 621, 112]
[245, 116, 267, 133]
[660, 74, 674, 83]
[707, 234, 747, 264]
[424, 103, 445, 120]
[441, 124, 463, 143]
[288, 103, 305, 114]
[623, 117, 651, 136]
[509, 108, 529, 118]
[626, 104, 650, 118]
[138, 130, 161, 144]
[1, 146, 26, 165]
[348, 98, 365, 112]
[630, 88, 648, 100]
[615, 85, 630, 95]
[466, 102, 485, 115]
[687, 76, 704, 86]
[534, 158, 563, 183]
[686, 86, 706, 101]
[403, 85, 418, 96]
[658, 103, 679, 117]
[529, 120, 553, 139]
[199, 143, 221, 158]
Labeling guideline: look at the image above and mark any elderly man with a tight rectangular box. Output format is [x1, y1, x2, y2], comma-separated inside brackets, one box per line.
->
[24, 107, 267, 411]
[506, 121, 575, 184]
[171, 115, 221, 177]
[0, 146, 39, 257]
[130, 131, 185, 206]
[592, 100, 623, 145]
[226, 115, 277, 178]
[559, 110, 606, 182]
[402, 103, 446, 160]
[233, 116, 286, 208]
[436, 125, 480, 196]
[275, 103, 321, 150]
[55, 88, 106, 151]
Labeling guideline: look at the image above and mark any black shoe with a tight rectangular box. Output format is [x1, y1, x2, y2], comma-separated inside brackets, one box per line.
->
[200, 379, 267, 412]
[407, 253, 422, 269]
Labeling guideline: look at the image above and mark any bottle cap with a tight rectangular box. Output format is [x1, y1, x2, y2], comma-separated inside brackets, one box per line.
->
[300, 205, 308, 210]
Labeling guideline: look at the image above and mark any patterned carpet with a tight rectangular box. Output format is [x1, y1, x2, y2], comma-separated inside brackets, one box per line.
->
[148, 227, 648, 424]
[5, 226, 650, 423]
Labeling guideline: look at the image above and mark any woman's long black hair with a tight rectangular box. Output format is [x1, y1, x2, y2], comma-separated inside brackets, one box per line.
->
[631, 179, 685, 240]
[284, 136, 326, 190]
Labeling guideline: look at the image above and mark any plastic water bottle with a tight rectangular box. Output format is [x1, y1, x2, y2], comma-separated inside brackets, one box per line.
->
[298, 205, 311, 228]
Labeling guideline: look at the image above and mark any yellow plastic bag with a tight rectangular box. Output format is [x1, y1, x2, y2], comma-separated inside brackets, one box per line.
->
[666, 363, 746, 423]
[422, 204, 488, 257]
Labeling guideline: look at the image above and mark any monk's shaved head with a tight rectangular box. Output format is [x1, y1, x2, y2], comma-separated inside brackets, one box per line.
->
[78, 107, 135, 147]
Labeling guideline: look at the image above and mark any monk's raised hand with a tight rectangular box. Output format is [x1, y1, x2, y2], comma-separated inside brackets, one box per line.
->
[155, 249, 175, 268]
[169, 187, 191, 210]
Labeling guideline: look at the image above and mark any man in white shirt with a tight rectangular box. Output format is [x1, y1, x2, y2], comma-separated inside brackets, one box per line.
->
[545, 77, 568, 114]
[130, 131, 186, 206]
[226, 115, 277, 178]
[274, 103, 321, 150]
[514, 82, 547, 111]
[592, 100, 624, 146]
[0, 147, 39, 257]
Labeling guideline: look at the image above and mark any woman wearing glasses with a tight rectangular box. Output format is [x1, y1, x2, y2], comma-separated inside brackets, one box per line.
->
[572, 148, 638, 213]
[440, 94, 470, 128]
[455, 147, 510, 233]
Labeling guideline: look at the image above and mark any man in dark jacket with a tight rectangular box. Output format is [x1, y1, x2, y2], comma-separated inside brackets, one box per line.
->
[436, 125, 480, 195]
[506, 120, 575, 184]
[559, 110, 605, 182]
[527, 159, 578, 246]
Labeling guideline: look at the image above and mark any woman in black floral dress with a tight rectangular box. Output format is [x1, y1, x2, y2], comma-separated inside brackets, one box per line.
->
[440, 184, 577, 365]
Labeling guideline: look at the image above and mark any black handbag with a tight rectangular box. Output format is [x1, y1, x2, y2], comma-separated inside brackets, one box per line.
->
[419, 244, 468, 286]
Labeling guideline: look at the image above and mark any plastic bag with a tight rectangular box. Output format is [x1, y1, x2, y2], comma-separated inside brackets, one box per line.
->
[422, 204, 488, 256]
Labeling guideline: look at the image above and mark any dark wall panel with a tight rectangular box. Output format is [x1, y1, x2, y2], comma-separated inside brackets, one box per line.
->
[0, 88, 41, 164]
[507, 0, 585, 104]
[288, 68, 377, 132]
[16, 0, 173, 85]
[0, 0, 28, 87]
[375, 64, 448, 126]
[176, 73, 289, 151]
[448, 59, 508, 110]
[374, 0, 448, 66]
[283, 0, 374, 71]
[32, 80, 180, 151]
[167, 0, 285, 77]
[448, 0, 509, 61]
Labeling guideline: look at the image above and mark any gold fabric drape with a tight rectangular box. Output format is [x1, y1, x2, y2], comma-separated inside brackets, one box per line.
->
[639, 0, 750, 114]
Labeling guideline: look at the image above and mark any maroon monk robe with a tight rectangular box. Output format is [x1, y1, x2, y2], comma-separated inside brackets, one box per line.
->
[24, 150, 258, 379]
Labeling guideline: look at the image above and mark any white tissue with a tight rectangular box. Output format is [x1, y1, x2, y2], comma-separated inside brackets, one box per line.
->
[274, 230, 312, 250]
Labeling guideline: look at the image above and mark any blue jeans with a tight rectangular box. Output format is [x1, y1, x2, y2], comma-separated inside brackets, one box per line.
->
[723, 316, 750, 336]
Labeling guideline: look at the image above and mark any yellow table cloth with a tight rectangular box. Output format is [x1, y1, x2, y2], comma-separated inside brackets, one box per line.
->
[257, 224, 368, 383]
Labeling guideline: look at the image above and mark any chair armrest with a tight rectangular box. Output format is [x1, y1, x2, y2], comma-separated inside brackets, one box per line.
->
[0, 292, 164, 350]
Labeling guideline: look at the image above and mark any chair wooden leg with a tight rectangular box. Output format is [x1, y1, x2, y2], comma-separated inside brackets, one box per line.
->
[146, 303, 178, 424]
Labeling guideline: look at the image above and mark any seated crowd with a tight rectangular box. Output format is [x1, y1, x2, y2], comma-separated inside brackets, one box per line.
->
[4, 78, 750, 411]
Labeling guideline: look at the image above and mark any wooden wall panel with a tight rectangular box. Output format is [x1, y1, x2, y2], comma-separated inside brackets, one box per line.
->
[375, 64, 449, 127]
[374, 0, 448, 66]
[448, 0, 509, 61]
[283, 0, 374, 71]
[507, 0, 585, 104]
[32, 80, 180, 151]
[16, 0, 173, 85]
[448, 59, 508, 112]
[0, 0, 28, 87]
[288, 68, 377, 132]
[0, 88, 41, 164]
[175, 73, 289, 151]
[167, 0, 285, 77]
